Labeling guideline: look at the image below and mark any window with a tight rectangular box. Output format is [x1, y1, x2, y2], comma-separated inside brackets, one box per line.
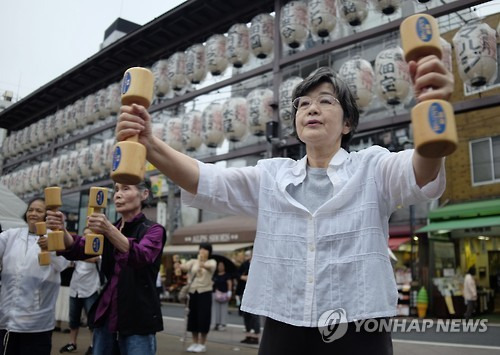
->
[470, 136, 500, 185]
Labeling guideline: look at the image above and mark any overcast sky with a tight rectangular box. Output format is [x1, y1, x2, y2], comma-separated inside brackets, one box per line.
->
[0, 0, 499, 101]
[0, 0, 185, 100]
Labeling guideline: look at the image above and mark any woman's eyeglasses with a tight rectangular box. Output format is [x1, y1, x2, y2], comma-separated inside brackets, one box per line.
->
[292, 94, 340, 110]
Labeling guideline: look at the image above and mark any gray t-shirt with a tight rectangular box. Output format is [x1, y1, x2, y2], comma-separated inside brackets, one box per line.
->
[286, 166, 333, 214]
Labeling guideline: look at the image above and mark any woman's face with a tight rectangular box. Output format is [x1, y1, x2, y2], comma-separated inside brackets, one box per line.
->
[113, 183, 146, 215]
[26, 200, 46, 228]
[218, 261, 225, 272]
[295, 82, 350, 150]
[199, 248, 209, 261]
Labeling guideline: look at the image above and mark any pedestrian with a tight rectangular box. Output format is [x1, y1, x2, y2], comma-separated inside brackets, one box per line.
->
[59, 227, 101, 355]
[0, 197, 69, 355]
[54, 262, 74, 334]
[180, 243, 217, 353]
[212, 260, 232, 331]
[463, 266, 477, 319]
[47, 180, 166, 355]
[115, 54, 452, 354]
[237, 250, 260, 345]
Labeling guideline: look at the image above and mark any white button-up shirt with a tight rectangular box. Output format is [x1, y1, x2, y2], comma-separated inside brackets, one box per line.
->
[182, 146, 445, 326]
[69, 259, 101, 298]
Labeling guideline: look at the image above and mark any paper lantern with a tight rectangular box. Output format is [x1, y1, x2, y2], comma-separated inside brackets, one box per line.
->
[206, 34, 228, 76]
[374, 46, 411, 106]
[55, 109, 67, 136]
[65, 103, 77, 133]
[101, 138, 115, 170]
[38, 161, 50, 188]
[281, 1, 309, 49]
[90, 142, 104, 176]
[182, 111, 203, 151]
[67, 151, 80, 181]
[250, 13, 274, 59]
[167, 52, 187, 91]
[247, 88, 274, 136]
[29, 123, 38, 149]
[222, 97, 248, 142]
[166, 118, 184, 152]
[74, 98, 86, 128]
[152, 123, 165, 140]
[84, 94, 98, 124]
[96, 87, 110, 119]
[440, 37, 453, 74]
[77, 147, 92, 179]
[185, 44, 207, 84]
[32, 120, 44, 148]
[106, 82, 121, 115]
[2, 135, 10, 158]
[453, 20, 498, 87]
[227, 23, 250, 68]
[20, 126, 31, 152]
[279, 76, 303, 135]
[338, 56, 375, 112]
[338, 0, 368, 27]
[30, 164, 41, 191]
[202, 102, 225, 148]
[22, 167, 33, 192]
[49, 156, 60, 186]
[372, 0, 400, 15]
[152, 59, 170, 97]
[309, 0, 337, 38]
[58, 154, 69, 183]
[45, 114, 57, 141]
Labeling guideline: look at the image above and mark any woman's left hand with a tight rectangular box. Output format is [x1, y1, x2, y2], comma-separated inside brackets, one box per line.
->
[37, 236, 48, 250]
[87, 213, 112, 235]
[408, 54, 454, 102]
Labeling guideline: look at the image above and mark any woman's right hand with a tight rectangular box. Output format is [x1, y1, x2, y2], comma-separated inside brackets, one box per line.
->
[116, 104, 154, 151]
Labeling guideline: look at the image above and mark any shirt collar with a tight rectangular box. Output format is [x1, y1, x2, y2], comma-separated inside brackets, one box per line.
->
[291, 148, 349, 176]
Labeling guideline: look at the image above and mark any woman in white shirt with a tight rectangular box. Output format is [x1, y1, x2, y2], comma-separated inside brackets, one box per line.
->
[0, 197, 68, 355]
[115, 54, 453, 354]
[463, 266, 477, 319]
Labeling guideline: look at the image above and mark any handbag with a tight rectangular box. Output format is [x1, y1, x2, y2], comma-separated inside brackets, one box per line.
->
[215, 289, 229, 303]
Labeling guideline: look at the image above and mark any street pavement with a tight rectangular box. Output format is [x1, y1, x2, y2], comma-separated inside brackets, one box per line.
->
[50, 302, 500, 354]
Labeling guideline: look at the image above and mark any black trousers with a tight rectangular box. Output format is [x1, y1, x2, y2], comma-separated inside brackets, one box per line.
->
[187, 291, 212, 334]
[0, 329, 52, 355]
[259, 317, 393, 355]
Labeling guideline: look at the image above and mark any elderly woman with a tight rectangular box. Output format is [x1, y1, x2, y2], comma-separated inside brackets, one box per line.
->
[46, 181, 166, 355]
[115, 55, 453, 354]
[0, 197, 68, 355]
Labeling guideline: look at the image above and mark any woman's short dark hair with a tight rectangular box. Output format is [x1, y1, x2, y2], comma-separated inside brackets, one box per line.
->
[290, 67, 359, 150]
[199, 242, 213, 258]
[23, 196, 46, 222]
[137, 178, 153, 209]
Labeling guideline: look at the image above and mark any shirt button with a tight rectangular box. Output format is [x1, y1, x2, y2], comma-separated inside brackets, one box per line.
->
[309, 244, 315, 252]
[308, 276, 313, 283]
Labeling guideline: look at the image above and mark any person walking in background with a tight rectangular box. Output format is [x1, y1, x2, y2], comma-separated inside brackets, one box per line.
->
[59, 227, 101, 355]
[47, 180, 166, 355]
[237, 250, 260, 345]
[212, 260, 232, 331]
[54, 262, 74, 334]
[115, 54, 452, 354]
[180, 243, 216, 353]
[464, 266, 477, 319]
[0, 197, 69, 355]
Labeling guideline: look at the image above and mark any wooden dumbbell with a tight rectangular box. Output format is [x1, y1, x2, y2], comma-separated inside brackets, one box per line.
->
[44, 187, 66, 251]
[400, 14, 458, 158]
[110, 67, 154, 185]
[36, 221, 51, 266]
[84, 187, 108, 255]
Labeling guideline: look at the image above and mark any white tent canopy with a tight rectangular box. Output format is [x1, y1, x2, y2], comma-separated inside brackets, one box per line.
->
[0, 183, 27, 232]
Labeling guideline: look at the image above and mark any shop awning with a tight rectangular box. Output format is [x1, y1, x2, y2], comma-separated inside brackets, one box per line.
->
[164, 242, 253, 254]
[428, 199, 500, 219]
[388, 237, 411, 250]
[416, 216, 500, 233]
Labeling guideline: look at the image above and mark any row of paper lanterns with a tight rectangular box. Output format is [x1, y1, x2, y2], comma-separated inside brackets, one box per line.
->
[2, 83, 121, 158]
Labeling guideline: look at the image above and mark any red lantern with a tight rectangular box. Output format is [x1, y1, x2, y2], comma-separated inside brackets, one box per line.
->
[250, 13, 274, 59]
[280, 1, 309, 49]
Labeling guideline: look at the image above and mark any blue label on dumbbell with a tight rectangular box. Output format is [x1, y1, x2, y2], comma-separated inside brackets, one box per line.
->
[92, 237, 101, 253]
[96, 190, 104, 206]
[122, 71, 131, 94]
[428, 102, 446, 134]
[112, 146, 121, 171]
[416, 17, 433, 42]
